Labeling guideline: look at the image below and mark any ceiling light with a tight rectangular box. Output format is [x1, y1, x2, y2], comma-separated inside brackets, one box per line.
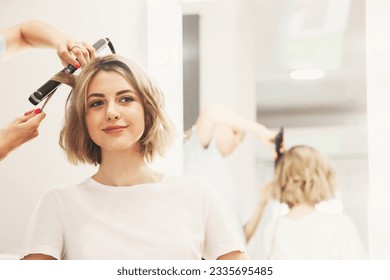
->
[290, 69, 324, 80]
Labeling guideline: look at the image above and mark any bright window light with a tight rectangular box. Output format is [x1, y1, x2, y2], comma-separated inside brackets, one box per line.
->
[290, 69, 325, 80]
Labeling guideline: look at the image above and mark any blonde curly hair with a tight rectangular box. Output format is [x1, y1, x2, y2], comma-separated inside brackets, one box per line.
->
[270, 145, 336, 208]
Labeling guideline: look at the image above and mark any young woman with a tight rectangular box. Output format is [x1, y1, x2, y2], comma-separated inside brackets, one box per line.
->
[262, 145, 367, 259]
[20, 54, 248, 260]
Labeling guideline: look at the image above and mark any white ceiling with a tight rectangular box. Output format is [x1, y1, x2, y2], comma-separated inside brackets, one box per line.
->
[255, 0, 366, 126]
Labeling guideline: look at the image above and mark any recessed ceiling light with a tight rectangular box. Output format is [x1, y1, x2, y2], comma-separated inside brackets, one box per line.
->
[290, 69, 325, 80]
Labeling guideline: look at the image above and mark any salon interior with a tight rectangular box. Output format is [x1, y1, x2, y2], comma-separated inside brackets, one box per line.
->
[0, 0, 389, 259]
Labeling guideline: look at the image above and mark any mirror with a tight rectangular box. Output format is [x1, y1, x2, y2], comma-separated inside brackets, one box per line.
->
[182, 0, 368, 259]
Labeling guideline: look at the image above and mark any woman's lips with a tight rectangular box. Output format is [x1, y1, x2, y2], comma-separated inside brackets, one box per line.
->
[102, 125, 128, 134]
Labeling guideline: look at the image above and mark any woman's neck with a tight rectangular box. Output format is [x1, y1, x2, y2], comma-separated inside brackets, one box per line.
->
[285, 203, 316, 219]
[92, 150, 162, 187]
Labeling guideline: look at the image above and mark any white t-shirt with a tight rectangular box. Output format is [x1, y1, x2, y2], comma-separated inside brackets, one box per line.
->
[20, 174, 245, 260]
[0, 33, 5, 63]
[183, 127, 245, 243]
[262, 211, 368, 259]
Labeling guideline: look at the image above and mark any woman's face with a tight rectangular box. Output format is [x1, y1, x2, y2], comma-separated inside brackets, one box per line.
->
[85, 70, 145, 155]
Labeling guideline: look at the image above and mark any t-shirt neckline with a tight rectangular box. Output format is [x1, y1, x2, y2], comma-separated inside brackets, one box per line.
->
[86, 174, 168, 190]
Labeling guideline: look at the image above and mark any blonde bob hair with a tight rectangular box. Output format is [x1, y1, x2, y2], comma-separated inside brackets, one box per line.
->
[57, 54, 175, 165]
[270, 145, 335, 208]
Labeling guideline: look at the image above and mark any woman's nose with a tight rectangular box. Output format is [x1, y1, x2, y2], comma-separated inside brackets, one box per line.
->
[106, 103, 120, 121]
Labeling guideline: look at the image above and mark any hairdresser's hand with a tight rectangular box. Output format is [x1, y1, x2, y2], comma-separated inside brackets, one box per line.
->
[255, 127, 278, 156]
[0, 109, 46, 161]
[56, 40, 96, 68]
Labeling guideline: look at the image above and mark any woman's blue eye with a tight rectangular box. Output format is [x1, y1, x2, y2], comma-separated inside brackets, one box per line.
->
[119, 96, 133, 103]
[89, 100, 104, 107]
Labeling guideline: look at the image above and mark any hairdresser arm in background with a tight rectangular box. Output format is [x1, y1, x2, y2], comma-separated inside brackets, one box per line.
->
[217, 251, 249, 260]
[0, 109, 46, 161]
[22, 254, 55, 260]
[243, 182, 271, 242]
[0, 19, 95, 67]
[194, 103, 276, 151]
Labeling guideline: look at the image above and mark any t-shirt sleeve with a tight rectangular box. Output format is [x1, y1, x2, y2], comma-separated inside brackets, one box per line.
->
[201, 183, 246, 259]
[0, 34, 6, 63]
[19, 189, 64, 260]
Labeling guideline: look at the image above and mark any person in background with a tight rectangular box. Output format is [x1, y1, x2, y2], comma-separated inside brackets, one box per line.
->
[20, 55, 248, 260]
[0, 19, 95, 160]
[183, 103, 276, 243]
[261, 145, 367, 259]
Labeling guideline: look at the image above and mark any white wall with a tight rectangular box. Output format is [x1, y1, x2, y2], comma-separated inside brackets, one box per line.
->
[147, 0, 183, 174]
[0, 0, 182, 258]
[366, 0, 390, 259]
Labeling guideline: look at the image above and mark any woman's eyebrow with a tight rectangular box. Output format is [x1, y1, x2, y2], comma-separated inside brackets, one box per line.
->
[87, 89, 135, 100]
[87, 93, 105, 100]
[116, 89, 135, 95]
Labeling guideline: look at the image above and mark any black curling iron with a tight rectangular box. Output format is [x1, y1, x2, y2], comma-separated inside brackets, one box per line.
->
[28, 38, 116, 105]
[274, 127, 284, 168]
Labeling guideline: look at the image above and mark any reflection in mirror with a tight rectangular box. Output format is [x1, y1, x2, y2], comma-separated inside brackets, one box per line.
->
[182, 0, 368, 259]
[254, 0, 368, 258]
